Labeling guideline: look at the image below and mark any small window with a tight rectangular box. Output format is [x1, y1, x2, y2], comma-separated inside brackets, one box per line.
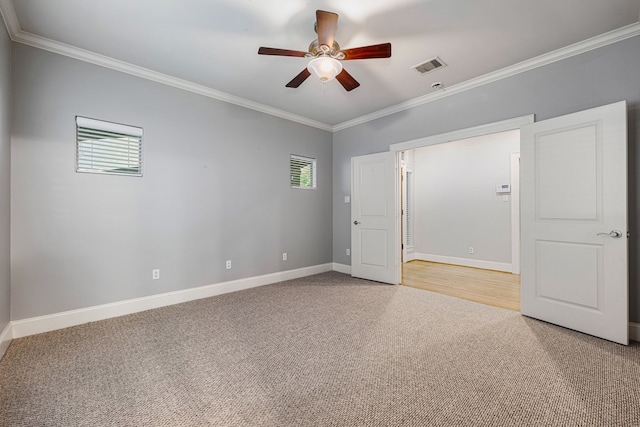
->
[76, 116, 143, 176]
[290, 154, 316, 189]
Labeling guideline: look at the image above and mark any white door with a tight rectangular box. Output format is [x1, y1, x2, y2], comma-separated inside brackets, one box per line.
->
[351, 151, 400, 284]
[520, 101, 628, 344]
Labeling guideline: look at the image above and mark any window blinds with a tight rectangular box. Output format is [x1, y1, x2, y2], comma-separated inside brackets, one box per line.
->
[76, 116, 143, 176]
[290, 154, 316, 189]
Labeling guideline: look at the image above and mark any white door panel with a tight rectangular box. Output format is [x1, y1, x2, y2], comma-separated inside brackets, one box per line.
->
[535, 241, 601, 309]
[521, 101, 628, 344]
[351, 152, 399, 284]
[536, 125, 599, 220]
[361, 229, 388, 267]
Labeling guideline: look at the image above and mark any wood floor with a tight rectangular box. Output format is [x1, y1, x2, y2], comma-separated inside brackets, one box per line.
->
[402, 260, 521, 311]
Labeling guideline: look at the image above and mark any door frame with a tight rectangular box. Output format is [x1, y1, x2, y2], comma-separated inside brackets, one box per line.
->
[401, 166, 415, 263]
[389, 115, 534, 277]
[511, 152, 521, 274]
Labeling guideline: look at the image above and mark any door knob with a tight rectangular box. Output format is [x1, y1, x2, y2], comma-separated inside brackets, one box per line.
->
[353, 221, 360, 225]
[596, 230, 622, 238]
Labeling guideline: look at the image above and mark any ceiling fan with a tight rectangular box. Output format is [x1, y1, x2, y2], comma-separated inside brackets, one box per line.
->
[258, 10, 391, 91]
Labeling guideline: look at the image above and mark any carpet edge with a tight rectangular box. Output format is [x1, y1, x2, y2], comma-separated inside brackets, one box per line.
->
[631, 322, 640, 343]
[10, 263, 334, 339]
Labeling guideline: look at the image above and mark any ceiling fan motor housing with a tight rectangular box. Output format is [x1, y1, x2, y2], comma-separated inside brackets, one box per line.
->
[307, 40, 345, 59]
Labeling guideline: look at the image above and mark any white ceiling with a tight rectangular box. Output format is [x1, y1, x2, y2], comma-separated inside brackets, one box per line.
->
[3, 0, 640, 129]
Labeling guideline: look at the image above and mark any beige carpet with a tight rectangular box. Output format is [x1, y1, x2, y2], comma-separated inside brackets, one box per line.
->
[0, 272, 638, 426]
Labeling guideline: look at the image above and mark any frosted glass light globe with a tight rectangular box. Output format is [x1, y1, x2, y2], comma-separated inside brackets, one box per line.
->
[307, 56, 343, 82]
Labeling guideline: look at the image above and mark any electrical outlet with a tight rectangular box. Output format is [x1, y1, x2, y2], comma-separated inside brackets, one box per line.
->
[283, 253, 287, 261]
[468, 247, 474, 254]
[225, 260, 231, 269]
[152, 269, 160, 280]
[346, 248, 350, 256]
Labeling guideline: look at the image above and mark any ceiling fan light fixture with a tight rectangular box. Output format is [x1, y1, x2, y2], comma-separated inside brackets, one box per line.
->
[307, 56, 342, 82]
[258, 10, 390, 91]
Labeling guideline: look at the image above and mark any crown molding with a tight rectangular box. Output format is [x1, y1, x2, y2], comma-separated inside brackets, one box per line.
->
[332, 22, 640, 132]
[0, 0, 18, 38]
[12, 31, 333, 131]
[1, 0, 638, 133]
[0, 0, 332, 132]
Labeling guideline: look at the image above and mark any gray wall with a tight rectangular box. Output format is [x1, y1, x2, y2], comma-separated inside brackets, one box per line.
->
[0, 26, 10, 332]
[333, 35, 640, 322]
[412, 131, 519, 264]
[11, 43, 333, 320]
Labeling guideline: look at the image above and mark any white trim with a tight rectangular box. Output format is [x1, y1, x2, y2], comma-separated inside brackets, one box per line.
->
[1, 0, 637, 133]
[394, 151, 403, 285]
[4, 268, 639, 344]
[13, 30, 332, 132]
[390, 115, 534, 152]
[333, 23, 640, 131]
[0, 0, 332, 134]
[510, 152, 521, 274]
[0, 0, 19, 38]
[332, 263, 352, 275]
[404, 252, 417, 263]
[631, 322, 640, 343]
[0, 322, 12, 360]
[413, 253, 512, 273]
[11, 263, 333, 339]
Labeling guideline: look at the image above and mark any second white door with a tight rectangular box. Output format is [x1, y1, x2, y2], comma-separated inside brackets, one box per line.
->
[520, 101, 628, 345]
[351, 151, 399, 285]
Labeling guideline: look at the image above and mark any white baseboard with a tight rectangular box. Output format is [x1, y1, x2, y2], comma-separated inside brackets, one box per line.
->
[404, 253, 417, 262]
[11, 263, 333, 339]
[413, 253, 512, 273]
[6, 263, 639, 345]
[332, 263, 352, 275]
[0, 322, 12, 360]
[630, 322, 640, 343]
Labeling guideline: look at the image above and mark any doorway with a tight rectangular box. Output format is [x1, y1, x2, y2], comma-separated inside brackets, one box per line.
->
[393, 121, 528, 311]
[352, 105, 629, 343]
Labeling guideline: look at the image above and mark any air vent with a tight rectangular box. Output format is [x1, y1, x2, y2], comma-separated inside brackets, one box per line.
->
[412, 57, 446, 74]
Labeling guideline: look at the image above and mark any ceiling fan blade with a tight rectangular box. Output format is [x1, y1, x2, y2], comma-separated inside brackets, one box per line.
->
[316, 10, 338, 48]
[258, 47, 309, 57]
[286, 68, 312, 88]
[341, 43, 392, 60]
[336, 69, 360, 92]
